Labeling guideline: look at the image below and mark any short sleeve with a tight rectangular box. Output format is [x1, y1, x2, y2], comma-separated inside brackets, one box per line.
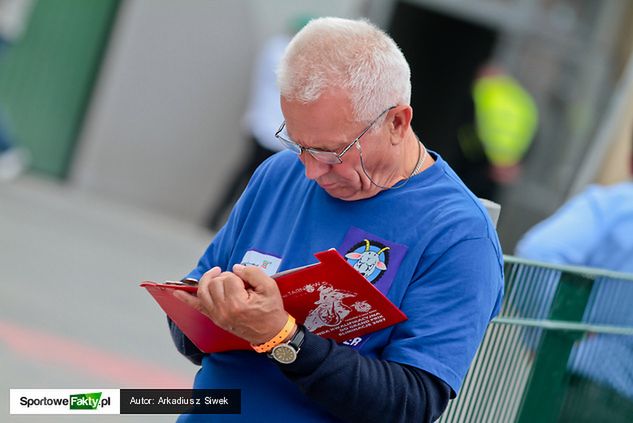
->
[382, 237, 503, 395]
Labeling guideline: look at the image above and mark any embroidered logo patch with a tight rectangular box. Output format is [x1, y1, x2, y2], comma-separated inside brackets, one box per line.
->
[338, 227, 408, 296]
[344, 239, 391, 284]
[338, 227, 408, 350]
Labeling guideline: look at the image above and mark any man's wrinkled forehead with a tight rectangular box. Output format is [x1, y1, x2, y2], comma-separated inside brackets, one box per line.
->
[280, 95, 360, 151]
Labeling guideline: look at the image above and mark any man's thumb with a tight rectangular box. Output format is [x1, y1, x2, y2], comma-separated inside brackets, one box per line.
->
[232, 264, 273, 291]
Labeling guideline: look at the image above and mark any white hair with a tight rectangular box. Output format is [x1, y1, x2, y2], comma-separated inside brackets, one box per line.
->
[277, 17, 411, 123]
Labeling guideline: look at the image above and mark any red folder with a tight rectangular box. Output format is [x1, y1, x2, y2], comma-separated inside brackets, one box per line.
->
[141, 249, 407, 353]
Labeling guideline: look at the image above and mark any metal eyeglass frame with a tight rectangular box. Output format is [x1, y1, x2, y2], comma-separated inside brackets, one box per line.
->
[274, 106, 396, 164]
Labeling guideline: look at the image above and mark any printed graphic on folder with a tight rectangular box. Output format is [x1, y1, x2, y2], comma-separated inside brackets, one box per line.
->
[141, 249, 407, 353]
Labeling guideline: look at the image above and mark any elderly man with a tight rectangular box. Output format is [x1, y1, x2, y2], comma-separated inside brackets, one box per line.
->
[171, 17, 503, 422]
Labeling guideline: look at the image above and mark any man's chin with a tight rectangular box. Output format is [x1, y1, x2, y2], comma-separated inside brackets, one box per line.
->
[319, 183, 349, 199]
[320, 184, 364, 201]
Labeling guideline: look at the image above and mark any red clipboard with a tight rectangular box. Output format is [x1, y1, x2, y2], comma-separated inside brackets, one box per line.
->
[141, 250, 407, 353]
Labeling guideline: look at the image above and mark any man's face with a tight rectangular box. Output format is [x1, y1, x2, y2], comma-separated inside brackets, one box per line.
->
[280, 90, 392, 201]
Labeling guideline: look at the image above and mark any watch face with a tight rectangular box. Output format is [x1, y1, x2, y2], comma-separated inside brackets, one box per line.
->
[271, 344, 297, 364]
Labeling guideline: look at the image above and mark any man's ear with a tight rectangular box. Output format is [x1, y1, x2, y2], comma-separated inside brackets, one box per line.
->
[388, 105, 413, 145]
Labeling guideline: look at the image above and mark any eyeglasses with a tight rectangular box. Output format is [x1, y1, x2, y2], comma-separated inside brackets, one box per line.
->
[274, 106, 396, 164]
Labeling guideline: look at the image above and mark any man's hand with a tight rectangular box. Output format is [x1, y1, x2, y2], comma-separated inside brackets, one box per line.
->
[173, 264, 289, 345]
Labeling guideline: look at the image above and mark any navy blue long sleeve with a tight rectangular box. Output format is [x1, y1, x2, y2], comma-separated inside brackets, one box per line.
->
[277, 330, 451, 423]
[168, 317, 205, 365]
[169, 319, 450, 422]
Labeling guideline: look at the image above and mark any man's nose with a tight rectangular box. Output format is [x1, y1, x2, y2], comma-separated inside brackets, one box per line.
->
[302, 153, 331, 180]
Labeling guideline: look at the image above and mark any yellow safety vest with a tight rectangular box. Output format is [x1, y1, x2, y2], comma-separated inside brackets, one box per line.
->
[473, 75, 538, 167]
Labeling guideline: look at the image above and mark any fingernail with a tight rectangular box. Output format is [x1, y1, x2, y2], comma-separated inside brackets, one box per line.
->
[233, 264, 245, 272]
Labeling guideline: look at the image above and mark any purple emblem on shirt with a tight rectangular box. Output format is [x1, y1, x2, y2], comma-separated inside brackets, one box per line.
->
[338, 227, 408, 349]
[338, 227, 408, 296]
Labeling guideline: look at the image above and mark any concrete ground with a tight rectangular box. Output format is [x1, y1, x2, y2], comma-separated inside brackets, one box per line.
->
[1, 175, 216, 422]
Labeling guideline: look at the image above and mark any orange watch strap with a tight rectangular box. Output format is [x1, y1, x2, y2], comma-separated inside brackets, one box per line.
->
[251, 314, 296, 353]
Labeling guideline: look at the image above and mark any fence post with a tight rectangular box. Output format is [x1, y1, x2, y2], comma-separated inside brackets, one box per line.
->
[515, 271, 594, 423]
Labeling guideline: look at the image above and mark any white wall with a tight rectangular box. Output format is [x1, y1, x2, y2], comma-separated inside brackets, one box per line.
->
[72, 0, 365, 224]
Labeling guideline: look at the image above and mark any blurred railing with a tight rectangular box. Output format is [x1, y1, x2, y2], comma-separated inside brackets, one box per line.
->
[439, 256, 633, 423]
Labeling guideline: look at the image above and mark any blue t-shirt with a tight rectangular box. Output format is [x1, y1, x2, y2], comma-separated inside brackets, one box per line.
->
[516, 182, 633, 399]
[179, 151, 504, 422]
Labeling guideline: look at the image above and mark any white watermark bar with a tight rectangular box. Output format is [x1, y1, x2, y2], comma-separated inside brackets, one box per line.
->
[10, 389, 241, 414]
[10, 389, 120, 414]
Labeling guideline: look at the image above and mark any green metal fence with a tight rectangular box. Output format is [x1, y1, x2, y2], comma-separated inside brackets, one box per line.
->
[0, 0, 120, 178]
[439, 256, 633, 423]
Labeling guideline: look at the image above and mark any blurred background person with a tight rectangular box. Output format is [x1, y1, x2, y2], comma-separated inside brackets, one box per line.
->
[515, 131, 633, 423]
[0, 0, 32, 181]
[206, 16, 311, 231]
[457, 64, 539, 200]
